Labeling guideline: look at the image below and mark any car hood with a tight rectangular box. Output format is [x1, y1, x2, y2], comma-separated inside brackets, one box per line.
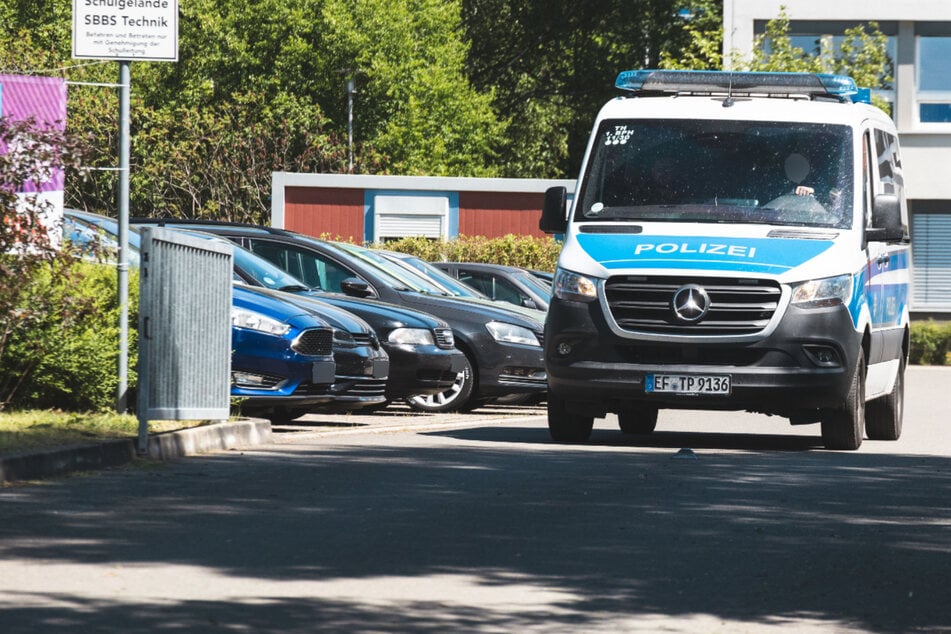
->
[249, 286, 375, 335]
[300, 291, 448, 332]
[399, 291, 545, 331]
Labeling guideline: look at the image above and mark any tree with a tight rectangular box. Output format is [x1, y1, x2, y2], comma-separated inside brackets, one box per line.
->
[461, 0, 704, 178]
[741, 8, 892, 106]
[659, 0, 723, 70]
[0, 115, 93, 408]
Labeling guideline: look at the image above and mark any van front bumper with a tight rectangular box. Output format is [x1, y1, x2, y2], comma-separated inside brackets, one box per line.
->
[544, 297, 862, 418]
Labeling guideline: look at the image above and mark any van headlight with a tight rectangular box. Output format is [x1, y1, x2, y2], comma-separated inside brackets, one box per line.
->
[553, 268, 599, 302]
[486, 322, 541, 346]
[791, 274, 853, 307]
[232, 308, 291, 336]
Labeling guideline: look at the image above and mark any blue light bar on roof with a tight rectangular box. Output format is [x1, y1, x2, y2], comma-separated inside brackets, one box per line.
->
[615, 69, 867, 103]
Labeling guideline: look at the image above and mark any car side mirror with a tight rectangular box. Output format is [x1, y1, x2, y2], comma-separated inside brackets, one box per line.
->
[340, 277, 375, 298]
[521, 297, 538, 310]
[539, 186, 567, 234]
[867, 194, 904, 243]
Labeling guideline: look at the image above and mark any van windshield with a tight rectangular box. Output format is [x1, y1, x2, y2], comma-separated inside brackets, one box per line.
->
[576, 119, 853, 229]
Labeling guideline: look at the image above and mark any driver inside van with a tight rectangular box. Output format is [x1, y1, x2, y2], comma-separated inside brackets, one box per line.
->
[784, 153, 815, 197]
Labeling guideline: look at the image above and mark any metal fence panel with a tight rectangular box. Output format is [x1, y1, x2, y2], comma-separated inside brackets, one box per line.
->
[137, 227, 233, 429]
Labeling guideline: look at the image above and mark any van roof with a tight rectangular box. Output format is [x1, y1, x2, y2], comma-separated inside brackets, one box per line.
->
[615, 70, 869, 103]
[599, 70, 893, 130]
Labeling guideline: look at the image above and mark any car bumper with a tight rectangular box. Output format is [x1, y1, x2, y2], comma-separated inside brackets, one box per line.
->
[383, 344, 468, 399]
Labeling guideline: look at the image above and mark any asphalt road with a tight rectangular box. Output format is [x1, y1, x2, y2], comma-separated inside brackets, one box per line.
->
[0, 367, 948, 633]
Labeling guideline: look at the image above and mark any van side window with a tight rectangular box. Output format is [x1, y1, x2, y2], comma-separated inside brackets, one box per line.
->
[874, 129, 904, 199]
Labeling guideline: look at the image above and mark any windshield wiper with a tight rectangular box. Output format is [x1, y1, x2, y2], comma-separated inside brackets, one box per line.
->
[278, 284, 312, 292]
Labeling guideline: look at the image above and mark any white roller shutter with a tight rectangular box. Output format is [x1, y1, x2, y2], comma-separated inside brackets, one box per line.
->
[911, 212, 951, 310]
[373, 195, 449, 240]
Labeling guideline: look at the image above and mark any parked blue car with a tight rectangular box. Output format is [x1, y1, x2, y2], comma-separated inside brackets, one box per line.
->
[231, 284, 338, 417]
[63, 210, 379, 421]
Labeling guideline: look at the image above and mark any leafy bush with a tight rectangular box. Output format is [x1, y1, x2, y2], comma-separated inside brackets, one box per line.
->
[910, 320, 951, 366]
[377, 233, 561, 272]
[0, 259, 138, 411]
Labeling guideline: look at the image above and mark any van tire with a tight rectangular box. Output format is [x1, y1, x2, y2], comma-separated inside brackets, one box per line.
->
[618, 406, 658, 434]
[547, 395, 594, 443]
[866, 356, 904, 441]
[821, 350, 865, 450]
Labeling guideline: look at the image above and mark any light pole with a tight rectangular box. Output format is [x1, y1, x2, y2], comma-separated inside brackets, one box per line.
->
[347, 76, 355, 173]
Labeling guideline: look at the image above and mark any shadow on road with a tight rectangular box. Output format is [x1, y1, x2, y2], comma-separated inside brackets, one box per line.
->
[0, 421, 947, 633]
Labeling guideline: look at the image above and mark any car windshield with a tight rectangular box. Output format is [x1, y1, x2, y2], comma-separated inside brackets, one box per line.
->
[510, 268, 553, 296]
[335, 243, 451, 295]
[386, 254, 490, 299]
[232, 244, 311, 291]
[577, 118, 853, 229]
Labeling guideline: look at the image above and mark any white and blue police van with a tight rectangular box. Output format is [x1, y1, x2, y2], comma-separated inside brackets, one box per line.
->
[539, 70, 910, 450]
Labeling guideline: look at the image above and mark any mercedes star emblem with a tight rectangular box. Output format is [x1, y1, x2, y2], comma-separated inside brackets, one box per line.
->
[672, 284, 710, 322]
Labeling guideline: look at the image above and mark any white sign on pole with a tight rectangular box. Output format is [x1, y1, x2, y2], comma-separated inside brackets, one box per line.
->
[72, 0, 179, 61]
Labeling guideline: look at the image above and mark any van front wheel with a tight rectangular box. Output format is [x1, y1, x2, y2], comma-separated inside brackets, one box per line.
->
[821, 350, 865, 450]
[618, 406, 658, 434]
[866, 356, 904, 441]
[547, 395, 594, 443]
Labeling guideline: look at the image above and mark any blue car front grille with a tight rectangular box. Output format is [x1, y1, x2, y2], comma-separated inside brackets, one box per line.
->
[293, 328, 334, 356]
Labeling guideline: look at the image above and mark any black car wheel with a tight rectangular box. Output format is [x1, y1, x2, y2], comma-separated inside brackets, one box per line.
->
[405, 352, 476, 413]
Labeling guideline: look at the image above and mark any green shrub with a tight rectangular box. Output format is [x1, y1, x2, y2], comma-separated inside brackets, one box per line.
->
[377, 233, 562, 271]
[0, 259, 138, 411]
[910, 320, 951, 365]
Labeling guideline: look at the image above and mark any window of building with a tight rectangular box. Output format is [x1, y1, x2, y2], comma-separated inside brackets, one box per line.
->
[755, 21, 896, 116]
[916, 36, 951, 123]
[910, 201, 951, 311]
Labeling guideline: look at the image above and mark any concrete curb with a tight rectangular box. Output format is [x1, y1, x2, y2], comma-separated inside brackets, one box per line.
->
[0, 419, 271, 484]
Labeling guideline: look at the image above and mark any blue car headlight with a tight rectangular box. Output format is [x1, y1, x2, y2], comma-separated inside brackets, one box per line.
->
[232, 308, 291, 336]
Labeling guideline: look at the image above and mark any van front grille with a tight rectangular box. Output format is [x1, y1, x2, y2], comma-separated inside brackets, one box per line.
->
[604, 275, 782, 336]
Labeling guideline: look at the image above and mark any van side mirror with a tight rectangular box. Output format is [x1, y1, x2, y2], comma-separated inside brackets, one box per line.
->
[539, 186, 568, 234]
[867, 194, 904, 242]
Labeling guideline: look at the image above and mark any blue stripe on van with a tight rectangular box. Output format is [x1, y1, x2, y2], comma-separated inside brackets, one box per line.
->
[576, 234, 835, 275]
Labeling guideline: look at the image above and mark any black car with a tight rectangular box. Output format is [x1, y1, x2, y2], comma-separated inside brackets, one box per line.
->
[223, 238, 467, 405]
[430, 261, 552, 312]
[131, 219, 548, 412]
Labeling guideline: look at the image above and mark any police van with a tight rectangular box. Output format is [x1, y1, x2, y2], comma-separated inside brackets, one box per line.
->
[539, 70, 910, 450]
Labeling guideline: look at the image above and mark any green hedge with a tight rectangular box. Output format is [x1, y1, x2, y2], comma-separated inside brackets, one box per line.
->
[374, 234, 561, 271]
[910, 320, 951, 366]
[0, 259, 138, 411]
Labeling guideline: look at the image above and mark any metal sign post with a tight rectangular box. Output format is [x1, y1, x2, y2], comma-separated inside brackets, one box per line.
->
[71, 0, 179, 414]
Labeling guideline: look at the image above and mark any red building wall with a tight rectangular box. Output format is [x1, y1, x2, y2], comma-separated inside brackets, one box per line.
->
[285, 186, 364, 241]
[458, 191, 546, 238]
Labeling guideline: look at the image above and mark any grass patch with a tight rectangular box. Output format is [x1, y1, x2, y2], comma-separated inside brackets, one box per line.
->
[0, 411, 211, 456]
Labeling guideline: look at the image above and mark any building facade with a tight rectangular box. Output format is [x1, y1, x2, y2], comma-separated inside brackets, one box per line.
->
[271, 172, 575, 244]
[724, 0, 951, 314]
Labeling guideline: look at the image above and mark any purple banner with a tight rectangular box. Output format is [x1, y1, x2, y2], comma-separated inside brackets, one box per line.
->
[0, 74, 68, 193]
